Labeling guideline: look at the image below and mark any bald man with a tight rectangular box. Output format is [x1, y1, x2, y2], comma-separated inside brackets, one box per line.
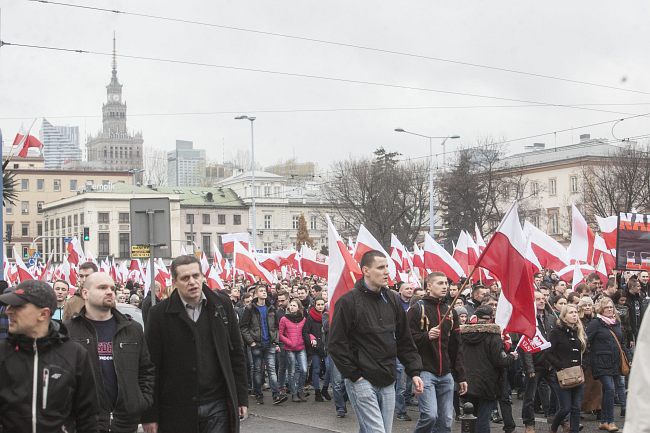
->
[65, 272, 155, 433]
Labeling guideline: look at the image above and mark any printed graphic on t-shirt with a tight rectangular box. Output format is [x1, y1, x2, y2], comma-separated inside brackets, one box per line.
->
[97, 341, 113, 361]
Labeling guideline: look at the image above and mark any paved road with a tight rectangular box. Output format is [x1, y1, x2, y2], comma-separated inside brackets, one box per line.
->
[243, 392, 626, 433]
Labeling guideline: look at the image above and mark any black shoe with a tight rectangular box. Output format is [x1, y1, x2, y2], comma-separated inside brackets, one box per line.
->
[336, 411, 346, 418]
[273, 394, 287, 405]
[395, 413, 412, 421]
[491, 409, 503, 423]
[620, 408, 626, 417]
[315, 390, 324, 402]
[256, 395, 264, 405]
[321, 387, 332, 401]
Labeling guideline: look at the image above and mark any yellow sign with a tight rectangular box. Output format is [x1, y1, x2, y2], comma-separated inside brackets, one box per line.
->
[131, 245, 151, 258]
[28, 248, 36, 257]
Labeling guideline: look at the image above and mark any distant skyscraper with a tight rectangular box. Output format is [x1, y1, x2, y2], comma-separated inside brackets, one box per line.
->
[39, 118, 81, 168]
[85, 35, 144, 172]
[168, 140, 206, 187]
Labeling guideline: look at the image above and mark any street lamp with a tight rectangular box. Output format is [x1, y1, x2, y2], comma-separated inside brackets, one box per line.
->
[235, 115, 257, 250]
[394, 128, 460, 239]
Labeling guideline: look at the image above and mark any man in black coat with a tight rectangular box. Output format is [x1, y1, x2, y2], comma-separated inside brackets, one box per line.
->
[66, 272, 155, 433]
[142, 255, 248, 433]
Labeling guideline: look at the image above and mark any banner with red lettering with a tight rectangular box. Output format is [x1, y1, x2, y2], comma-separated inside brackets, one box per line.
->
[517, 327, 551, 353]
[616, 212, 650, 271]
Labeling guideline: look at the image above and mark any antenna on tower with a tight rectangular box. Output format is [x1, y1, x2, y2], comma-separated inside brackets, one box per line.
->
[112, 31, 117, 75]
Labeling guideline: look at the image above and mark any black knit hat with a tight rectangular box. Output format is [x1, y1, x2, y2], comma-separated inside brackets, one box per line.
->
[475, 305, 494, 320]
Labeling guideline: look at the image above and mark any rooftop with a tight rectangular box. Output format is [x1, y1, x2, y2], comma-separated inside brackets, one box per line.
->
[499, 138, 623, 169]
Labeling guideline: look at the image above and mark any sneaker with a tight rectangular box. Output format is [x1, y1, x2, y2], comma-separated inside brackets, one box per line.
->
[395, 413, 412, 421]
[256, 395, 264, 405]
[273, 394, 288, 405]
[336, 411, 346, 418]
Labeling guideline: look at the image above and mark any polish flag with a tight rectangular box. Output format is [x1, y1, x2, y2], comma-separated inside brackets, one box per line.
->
[39, 252, 54, 282]
[523, 221, 569, 271]
[221, 233, 250, 254]
[556, 263, 594, 284]
[13, 124, 44, 158]
[390, 234, 412, 272]
[13, 247, 34, 282]
[256, 253, 281, 272]
[300, 245, 328, 279]
[212, 242, 226, 272]
[155, 259, 171, 288]
[595, 254, 609, 287]
[475, 224, 487, 253]
[452, 231, 474, 275]
[66, 237, 85, 267]
[412, 242, 425, 271]
[596, 215, 618, 251]
[326, 215, 362, 320]
[199, 251, 210, 276]
[517, 327, 551, 353]
[567, 204, 596, 265]
[233, 241, 275, 284]
[524, 239, 543, 274]
[99, 257, 110, 273]
[423, 233, 466, 282]
[478, 202, 536, 338]
[593, 234, 615, 275]
[206, 265, 225, 291]
[60, 255, 78, 287]
[353, 225, 396, 283]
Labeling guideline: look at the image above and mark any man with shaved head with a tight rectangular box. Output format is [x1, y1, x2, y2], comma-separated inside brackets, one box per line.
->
[66, 272, 155, 433]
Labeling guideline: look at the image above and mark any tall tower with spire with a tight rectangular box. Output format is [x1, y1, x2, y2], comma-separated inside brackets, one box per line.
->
[86, 34, 144, 173]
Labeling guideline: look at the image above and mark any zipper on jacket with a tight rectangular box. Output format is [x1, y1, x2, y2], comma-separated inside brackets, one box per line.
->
[32, 340, 38, 433]
[437, 304, 443, 376]
[42, 367, 50, 410]
[119, 342, 137, 349]
[109, 411, 113, 432]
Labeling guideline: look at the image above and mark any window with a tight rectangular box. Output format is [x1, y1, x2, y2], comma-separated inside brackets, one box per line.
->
[80, 213, 84, 225]
[67, 216, 72, 228]
[202, 214, 210, 225]
[530, 212, 541, 229]
[531, 182, 539, 197]
[292, 215, 300, 229]
[21, 201, 29, 215]
[233, 214, 242, 225]
[5, 223, 12, 237]
[186, 214, 194, 224]
[310, 215, 318, 230]
[53, 179, 61, 191]
[55, 218, 60, 229]
[548, 208, 560, 234]
[61, 217, 65, 229]
[5, 246, 12, 259]
[570, 176, 579, 193]
[37, 202, 44, 213]
[73, 214, 78, 226]
[20, 179, 28, 191]
[21, 223, 29, 237]
[217, 214, 226, 225]
[119, 213, 129, 223]
[45, 220, 48, 232]
[98, 233, 110, 257]
[185, 232, 195, 245]
[549, 178, 557, 196]
[263, 242, 272, 254]
[98, 212, 110, 224]
[37, 179, 44, 191]
[202, 234, 212, 256]
[6, 206, 12, 215]
[119, 233, 130, 258]
[264, 214, 272, 229]
[264, 186, 271, 197]
[70, 179, 77, 191]
[274, 186, 281, 196]
[37, 222, 43, 236]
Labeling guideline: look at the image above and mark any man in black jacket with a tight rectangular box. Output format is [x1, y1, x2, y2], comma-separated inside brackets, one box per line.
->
[329, 250, 424, 433]
[0, 280, 99, 433]
[407, 271, 467, 433]
[66, 272, 155, 433]
[143, 255, 248, 433]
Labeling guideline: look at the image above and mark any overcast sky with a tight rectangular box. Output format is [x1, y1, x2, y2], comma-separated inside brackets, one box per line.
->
[1, 0, 649, 175]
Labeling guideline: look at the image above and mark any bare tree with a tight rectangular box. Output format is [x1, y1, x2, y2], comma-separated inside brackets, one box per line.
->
[143, 146, 168, 186]
[325, 147, 429, 247]
[581, 142, 650, 218]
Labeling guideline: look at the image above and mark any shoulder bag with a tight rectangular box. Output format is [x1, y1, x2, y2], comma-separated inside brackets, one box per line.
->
[556, 365, 585, 389]
[608, 329, 631, 376]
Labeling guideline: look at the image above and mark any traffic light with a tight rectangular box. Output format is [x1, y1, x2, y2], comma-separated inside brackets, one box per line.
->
[83, 227, 90, 241]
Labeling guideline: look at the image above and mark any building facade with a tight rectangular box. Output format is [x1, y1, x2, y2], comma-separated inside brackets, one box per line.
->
[167, 140, 206, 187]
[85, 37, 144, 173]
[39, 118, 81, 169]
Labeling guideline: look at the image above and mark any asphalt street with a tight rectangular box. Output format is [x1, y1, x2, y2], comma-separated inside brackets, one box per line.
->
[243, 392, 626, 433]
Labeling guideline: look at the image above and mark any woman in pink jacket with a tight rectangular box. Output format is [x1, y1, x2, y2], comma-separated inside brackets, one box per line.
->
[279, 299, 308, 402]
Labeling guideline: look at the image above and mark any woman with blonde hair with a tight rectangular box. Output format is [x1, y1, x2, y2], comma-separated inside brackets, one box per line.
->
[546, 304, 586, 433]
[586, 297, 629, 432]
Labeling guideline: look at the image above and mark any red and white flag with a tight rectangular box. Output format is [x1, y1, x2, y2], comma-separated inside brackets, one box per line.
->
[353, 225, 396, 283]
[557, 263, 594, 285]
[593, 234, 615, 275]
[523, 221, 569, 271]
[206, 265, 225, 291]
[13, 122, 44, 158]
[475, 224, 487, 253]
[212, 242, 226, 272]
[595, 254, 609, 287]
[233, 241, 275, 284]
[453, 231, 478, 276]
[66, 237, 85, 267]
[596, 215, 618, 251]
[199, 250, 210, 276]
[221, 233, 250, 254]
[517, 326, 551, 353]
[567, 204, 596, 265]
[256, 253, 281, 272]
[13, 247, 34, 282]
[326, 215, 362, 320]
[479, 202, 537, 338]
[423, 233, 465, 282]
[412, 242, 425, 271]
[390, 234, 413, 273]
[300, 245, 328, 279]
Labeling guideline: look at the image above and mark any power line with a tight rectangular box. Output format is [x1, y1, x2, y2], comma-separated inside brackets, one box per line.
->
[0, 40, 641, 117]
[3, 102, 650, 121]
[28, 0, 650, 97]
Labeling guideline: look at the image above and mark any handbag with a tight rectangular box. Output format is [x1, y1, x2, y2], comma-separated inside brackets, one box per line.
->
[556, 365, 585, 389]
[608, 329, 631, 376]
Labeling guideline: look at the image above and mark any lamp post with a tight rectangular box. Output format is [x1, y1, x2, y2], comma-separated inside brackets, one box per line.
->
[235, 115, 257, 251]
[394, 128, 460, 239]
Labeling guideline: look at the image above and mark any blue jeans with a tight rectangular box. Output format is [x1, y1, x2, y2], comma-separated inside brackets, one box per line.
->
[394, 360, 408, 415]
[330, 360, 347, 413]
[277, 348, 288, 390]
[552, 384, 584, 433]
[414, 372, 454, 433]
[323, 356, 332, 389]
[286, 350, 307, 395]
[615, 375, 626, 409]
[599, 375, 618, 423]
[251, 344, 279, 396]
[345, 378, 395, 433]
[311, 353, 325, 389]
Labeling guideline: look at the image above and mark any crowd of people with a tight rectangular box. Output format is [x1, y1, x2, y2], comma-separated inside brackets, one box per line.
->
[0, 252, 646, 433]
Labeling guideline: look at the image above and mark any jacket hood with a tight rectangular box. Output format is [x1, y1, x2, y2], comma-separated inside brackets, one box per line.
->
[460, 323, 501, 345]
[8, 320, 69, 353]
[421, 295, 446, 305]
[354, 279, 390, 298]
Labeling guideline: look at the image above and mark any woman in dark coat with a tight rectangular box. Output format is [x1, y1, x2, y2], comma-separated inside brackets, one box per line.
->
[586, 297, 628, 432]
[545, 304, 586, 433]
[578, 296, 601, 413]
[303, 296, 328, 401]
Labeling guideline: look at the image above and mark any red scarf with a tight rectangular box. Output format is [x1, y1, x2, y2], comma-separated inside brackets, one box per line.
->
[309, 308, 323, 323]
